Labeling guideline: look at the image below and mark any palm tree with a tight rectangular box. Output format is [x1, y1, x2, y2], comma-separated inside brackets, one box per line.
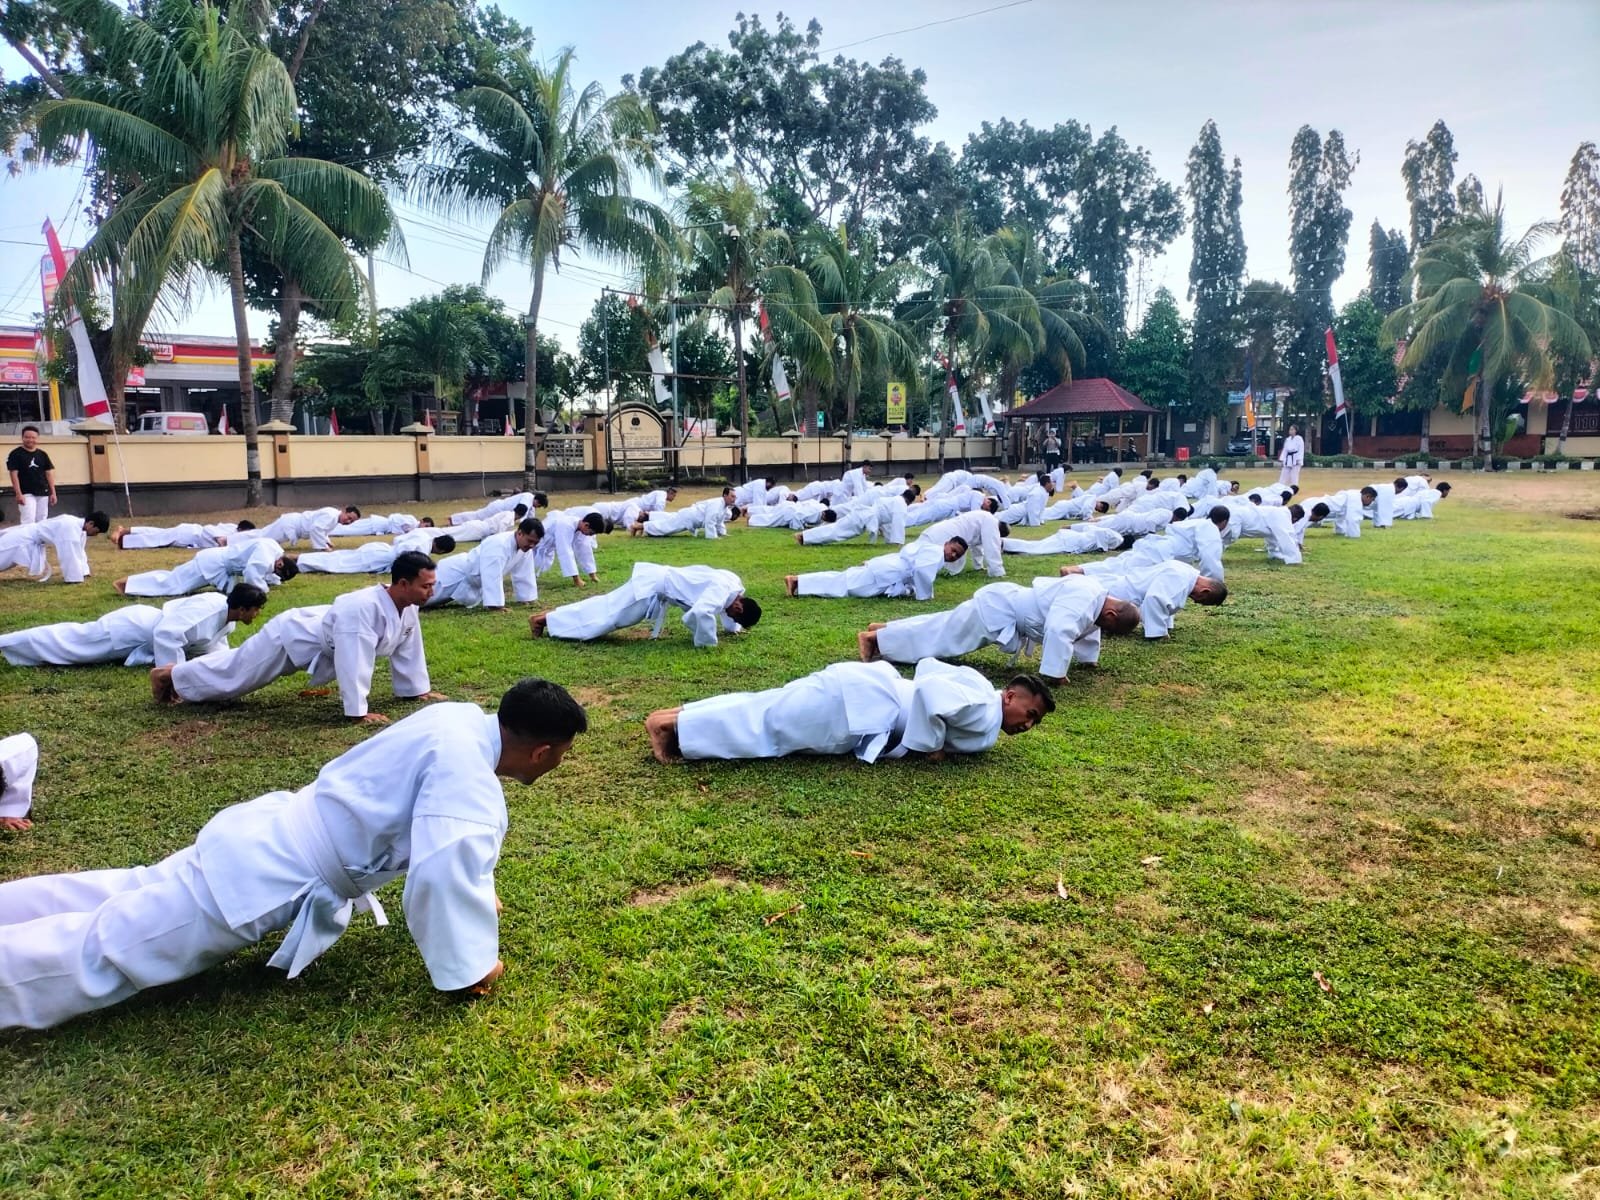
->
[899, 219, 1042, 470]
[415, 48, 670, 490]
[679, 173, 830, 479]
[797, 224, 919, 466]
[1548, 255, 1600, 455]
[32, 0, 391, 505]
[369, 296, 492, 427]
[1384, 192, 1591, 468]
[990, 224, 1102, 417]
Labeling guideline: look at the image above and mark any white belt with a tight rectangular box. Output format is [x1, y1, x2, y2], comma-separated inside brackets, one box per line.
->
[267, 792, 388, 978]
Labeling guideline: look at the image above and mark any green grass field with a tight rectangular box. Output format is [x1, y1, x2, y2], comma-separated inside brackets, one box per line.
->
[2, 468, 1598, 1198]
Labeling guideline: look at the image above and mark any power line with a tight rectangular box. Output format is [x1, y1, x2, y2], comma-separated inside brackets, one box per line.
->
[818, 0, 1037, 54]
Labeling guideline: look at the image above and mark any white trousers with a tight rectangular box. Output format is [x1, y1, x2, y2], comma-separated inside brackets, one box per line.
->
[545, 591, 654, 640]
[1277, 463, 1301, 488]
[875, 604, 995, 663]
[0, 845, 297, 1029]
[796, 565, 895, 598]
[18, 495, 49, 524]
[124, 561, 209, 597]
[172, 635, 303, 703]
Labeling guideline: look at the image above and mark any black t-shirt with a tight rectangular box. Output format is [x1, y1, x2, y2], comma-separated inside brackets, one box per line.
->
[6, 446, 54, 495]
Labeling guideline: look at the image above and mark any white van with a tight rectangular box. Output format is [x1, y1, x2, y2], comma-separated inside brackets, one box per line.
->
[136, 411, 211, 435]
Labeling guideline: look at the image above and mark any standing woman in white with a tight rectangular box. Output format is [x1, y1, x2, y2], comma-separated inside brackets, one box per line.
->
[1277, 423, 1305, 489]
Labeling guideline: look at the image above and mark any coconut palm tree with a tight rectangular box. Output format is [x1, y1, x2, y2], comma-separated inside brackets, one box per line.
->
[990, 224, 1102, 414]
[678, 173, 830, 479]
[414, 48, 670, 489]
[797, 224, 919, 466]
[32, 0, 392, 505]
[369, 295, 492, 426]
[898, 218, 1042, 470]
[1383, 192, 1591, 468]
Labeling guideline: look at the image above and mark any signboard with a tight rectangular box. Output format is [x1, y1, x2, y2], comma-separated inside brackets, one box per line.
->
[126, 366, 146, 387]
[1, 360, 38, 384]
[142, 341, 175, 362]
[816, 409, 826, 430]
[885, 381, 907, 425]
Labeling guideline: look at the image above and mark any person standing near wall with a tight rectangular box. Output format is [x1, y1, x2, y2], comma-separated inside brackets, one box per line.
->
[6, 426, 57, 524]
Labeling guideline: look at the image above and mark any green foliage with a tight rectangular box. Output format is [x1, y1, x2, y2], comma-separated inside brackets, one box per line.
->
[1367, 223, 1411, 315]
[1118, 287, 1191, 408]
[1558, 141, 1600, 277]
[1286, 126, 1356, 410]
[1331, 296, 1398, 415]
[1401, 120, 1459, 250]
[1186, 120, 1247, 416]
[577, 293, 658, 403]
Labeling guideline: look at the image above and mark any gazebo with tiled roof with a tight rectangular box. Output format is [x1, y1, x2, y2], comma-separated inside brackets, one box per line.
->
[1001, 377, 1159, 465]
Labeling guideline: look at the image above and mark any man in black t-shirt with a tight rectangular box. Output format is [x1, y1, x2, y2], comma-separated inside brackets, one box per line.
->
[6, 425, 57, 524]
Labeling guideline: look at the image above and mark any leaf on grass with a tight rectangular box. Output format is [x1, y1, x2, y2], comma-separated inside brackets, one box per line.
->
[1202, 1001, 1215, 1015]
[1140, 855, 1163, 867]
[1056, 875, 1070, 900]
[848, 849, 873, 859]
[762, 902, 804, 927]
[1313, 970, 1334, 994]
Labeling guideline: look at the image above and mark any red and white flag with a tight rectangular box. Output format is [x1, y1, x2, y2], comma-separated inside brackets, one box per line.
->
[328, 408, 340, 436]
[218, 408, 230, 435]
[42, 219, 110, 422]
[944, 363, 967, 435]
[504, 411, 514, 436]
[756, 303, 792, 402]
[1325, 327, 1347, 420]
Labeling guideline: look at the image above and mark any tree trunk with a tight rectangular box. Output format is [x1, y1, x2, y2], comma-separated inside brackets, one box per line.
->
[268, 280, 303, 424]
[1419, 405, 1431, 456]
[523, 258, 547, 492]
[844, 381, 857, 469]
[227, 230, 263, 507]
[285, 0, 328, 82]
[1477, 377, 1493, 470]
[732, 301, 749, 483]
[1557, 394, 1574, 456]
[937, 338, 955, 473]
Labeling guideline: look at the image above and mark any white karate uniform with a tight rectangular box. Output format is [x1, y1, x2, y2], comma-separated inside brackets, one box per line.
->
[996, 483, 1049, 527]
[1277, 434, 1305, 487]
[1245, 487, 1287, 506]
[1001, 524, 1125, 556]
[792, 479, 839, 503]
[837, 467, 871, 501]
[875, 574, 1106, 678]
[1, 732, 40, 821]
[1404, 475, 1432, 495]
[447, 512, 515, 543]
[1181, 469, 1217, 501]
[642, 498, 729, 538]
[0, 703, 506, 1029]
[797, 540, 946, 600]
[731, 479, 770, 507]
[547, 563, 744, 647]
[869, 495, 909, 545]
[534, 511, 598, 577]
[123, 539, 283, 596]
[1071, 508, 1172, 539]
[1395, 488, 1441, 519]
[230, 507, 342, 551]
[427, 532, 537, 608]
[920, 511, 1005, 578]
[119, 522, 237, 550]
[0, 515, 90, 583]
[636, 489, 672, 515]
[174, 586, 428, 717]
[676, 658, 1002, 762]
[1041, 494, 1099, 522]
[340, 513, 421, 537]
[748, 500, 826, 530]
[1101, 559, 1202, 638]
[903, 493, 972, 528]
[800, 505, 876, 545]
[450, 492, 534, 526]
[297, 541, 400, 575]
[1368, 482, 1397, 528]
[1138, 516, 1227, 580]
[1, 594, 234, 667]
[1218, 501, 1302, 564]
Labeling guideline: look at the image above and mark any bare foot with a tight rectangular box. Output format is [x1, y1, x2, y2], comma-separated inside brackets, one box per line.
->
[112, 526, 128, 547]
[867, 621, 888, 632]
[784, 575, 799, 597]
[793, 532, 804, 545]
[150, 665, 177, 704]
[114, 578, 129, 594]
[528, 612, 550, 637]
[857, 630, 879, 662]
[645, 708, 682, 764]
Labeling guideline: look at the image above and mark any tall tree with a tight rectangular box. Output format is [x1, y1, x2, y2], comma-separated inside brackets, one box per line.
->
[1186, 119, 1247, 416]
[1070, 127, 1185, 337]
[1367, 222, 1411, 315]
[1456, 173, 1486, 214]
[1118, 288, 1190, 410]
[1285, 126, 1356, 429]
[990, 224, 1099, 417]
[369, 291, 492, 420]
[1401, 119, 1458, 251]
[797, 224, 918, 465]
[1558, 141, 1600, 276]
[627, 13, 936, 234]
[1383, 193, 1591, 467]
[957, 118, 1091, 258]
[416, 48, 671, 490]
[34, 0, 392, 505]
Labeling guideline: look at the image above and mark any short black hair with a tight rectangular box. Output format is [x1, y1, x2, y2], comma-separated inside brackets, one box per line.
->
[1248, 494, 1262, 504]
[236, 519, 256, 531]
[513, 503, 529, 519]
[226, 583, 269, 610]
[665, 484, 679, 493]
[1208, 505, 1230, 527]
[1140, 469, 1153, 478]
[1360, 486, 1377, 501]
[997, 520, 1011, 537]
[21, 424, 39, 435]
[1146, 477, 1160, 488]
[981, 496, 999, 513]
[276, 555, 300, 582]
[903, 471, 915, 481]
[498, 677, 589, 745]
[1394, 477, 1408, 490]
[820, 508, 838, 523]
[1007, 672, 1057, 714]
[1177, 473, 1188, 483]
[1438, 482, 1452, 495]
[85, 510, 111, 534]
[1279, 490, 1292, 502]
[1036, 471, 1050, 485]
[431, 534, 457, 554]
[391, 550, 435, 582]
[1310, 502, 1330, 521]
[518, 516, 545, 538]
[1288, 503, 1305, 522]
[532, 492, 548, 507]
[727, 504, 742, 521]
[420, 517, 435, 526]
[1113, 468, 1123, 476]
[736, 595, 762, 629]
[948, 535, 969, 552]
[1172, 507, 1192, 521]
[581, 510, 606, 533]
[344, 505, 361, 518]
[722, 486, 735, 498]
[901, 488, 918, 504]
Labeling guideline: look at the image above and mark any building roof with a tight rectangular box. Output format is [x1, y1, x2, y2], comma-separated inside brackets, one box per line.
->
[1002, 377, 1158, 418]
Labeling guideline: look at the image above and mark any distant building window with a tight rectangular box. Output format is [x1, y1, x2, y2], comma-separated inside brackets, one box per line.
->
[1376, 409, 1423, 436]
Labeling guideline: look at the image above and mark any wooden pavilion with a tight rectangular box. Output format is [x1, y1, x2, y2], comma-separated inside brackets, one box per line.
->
[1001, 377, 1159, 464]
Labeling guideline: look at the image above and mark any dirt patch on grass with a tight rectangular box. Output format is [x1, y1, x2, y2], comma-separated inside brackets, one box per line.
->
[627, 870, 786, 907]
[660, 998, 704, 1036]
[1564, 509, 1600, 520]
[569, 686, 613, 708]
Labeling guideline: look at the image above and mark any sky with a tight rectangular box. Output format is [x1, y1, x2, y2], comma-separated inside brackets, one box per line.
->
[1, 0, 1596, 354]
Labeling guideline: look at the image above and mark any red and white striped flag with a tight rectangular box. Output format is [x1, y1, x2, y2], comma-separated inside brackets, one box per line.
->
[1325, 327, 1347, 420]
[42, 219, 111, 422]
[757, 303, 791, 401]
[328, 408, 340, 436]
[504, 411, 514, 436]
[943, 361, 967, 435]
[218, 407, 229, 435]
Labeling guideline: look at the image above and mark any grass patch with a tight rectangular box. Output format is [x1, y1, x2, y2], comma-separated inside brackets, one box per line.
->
[2, 468, 1598, 1197]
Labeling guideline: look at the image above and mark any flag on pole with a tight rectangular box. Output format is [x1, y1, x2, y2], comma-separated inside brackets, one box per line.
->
[1241, 353, 1256, 431]
[645, 337, 673, 405]
[41, 219, 111, 422]
[218, 407, 230, 435]
[1461, 346, 1482, 412]
[756, 303, 792, 402]
[946, 365, 967, 435]
[1324, 328, 1347, 421]
[504, 410, 514, 436]
[328, 408, 340, 436]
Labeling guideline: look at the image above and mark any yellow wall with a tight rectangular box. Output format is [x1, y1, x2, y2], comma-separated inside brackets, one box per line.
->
[1428, 407, 1478, 435]
[0, 436, 90, 486]
[429, 437, 527, 476]
[289, 436, 413, 479]
[1551, 436, 1600, 456]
